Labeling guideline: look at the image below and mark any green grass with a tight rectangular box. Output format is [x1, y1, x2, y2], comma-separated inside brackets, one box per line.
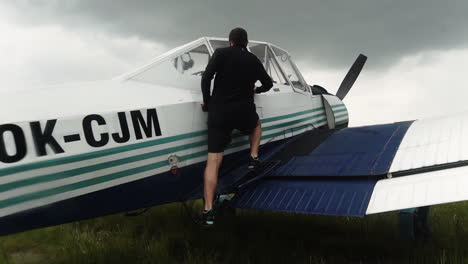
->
[1, 201, 468, 263]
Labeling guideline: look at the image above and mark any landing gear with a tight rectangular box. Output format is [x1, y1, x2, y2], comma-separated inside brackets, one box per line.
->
[398, 206, 431, 240]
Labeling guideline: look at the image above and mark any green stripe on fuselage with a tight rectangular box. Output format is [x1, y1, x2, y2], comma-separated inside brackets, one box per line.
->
[335, 113, 349, 120]
[0, 118, 328, 209]
[331, 104, 345, 109]
[0, 107, 324, 177]
[0, 114, 326, 193]
[333, 108, 347, 114]
[0, 130, 207, 177]
[261, 108, 323, 123]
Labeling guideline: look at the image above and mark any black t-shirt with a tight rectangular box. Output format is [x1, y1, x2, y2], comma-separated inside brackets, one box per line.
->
[201, 45, 273, 111]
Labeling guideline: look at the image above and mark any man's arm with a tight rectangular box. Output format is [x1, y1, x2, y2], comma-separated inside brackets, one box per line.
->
[254, 59, 274, 94]
[201, 50, 221, 107]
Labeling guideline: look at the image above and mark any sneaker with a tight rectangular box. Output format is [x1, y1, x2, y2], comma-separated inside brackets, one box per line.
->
[248, 156, 262, 170]
[198, 209, 215, 226]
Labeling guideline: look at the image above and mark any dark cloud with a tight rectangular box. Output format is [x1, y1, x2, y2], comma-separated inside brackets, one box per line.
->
[7, 0, 468, 68]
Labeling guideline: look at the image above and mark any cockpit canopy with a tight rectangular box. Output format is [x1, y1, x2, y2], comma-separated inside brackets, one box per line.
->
[122, 37, 309, 93]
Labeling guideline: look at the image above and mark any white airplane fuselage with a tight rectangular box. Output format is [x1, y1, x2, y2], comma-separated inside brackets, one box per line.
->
[0, 37, 348, 235]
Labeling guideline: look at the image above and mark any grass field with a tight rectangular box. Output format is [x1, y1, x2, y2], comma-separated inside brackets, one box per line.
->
[1, 200, 468, 264]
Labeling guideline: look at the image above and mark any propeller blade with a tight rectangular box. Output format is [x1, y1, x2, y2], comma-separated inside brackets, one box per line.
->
[336, 54, 367, 100]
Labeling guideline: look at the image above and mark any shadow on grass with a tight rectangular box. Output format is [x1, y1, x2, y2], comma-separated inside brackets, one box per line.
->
[1, 201, 468, 263]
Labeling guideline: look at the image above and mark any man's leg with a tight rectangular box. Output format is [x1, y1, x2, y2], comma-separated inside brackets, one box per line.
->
[249, 120, 262, 158]
[203, 152, 224, 210]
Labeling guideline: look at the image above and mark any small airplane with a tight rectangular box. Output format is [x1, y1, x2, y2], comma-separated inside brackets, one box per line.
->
[0, 37, 465, 239]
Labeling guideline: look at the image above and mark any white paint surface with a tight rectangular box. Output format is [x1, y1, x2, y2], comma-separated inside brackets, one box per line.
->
[390, 112, 468, 172]
[367, 166, 468, 214]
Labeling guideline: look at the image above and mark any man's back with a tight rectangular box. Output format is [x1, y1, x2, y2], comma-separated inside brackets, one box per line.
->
[199, 28, 271, 226]
[201, 45, 272, 110]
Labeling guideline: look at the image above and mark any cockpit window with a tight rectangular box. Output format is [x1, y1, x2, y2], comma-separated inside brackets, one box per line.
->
[131, 44, 210, 91]
[265, 48, 288, 85]
[210, 40, 230, 51]
[271, 46, 308, 91]
[249, 43, 288, 86]
[249, 43, 266, 63]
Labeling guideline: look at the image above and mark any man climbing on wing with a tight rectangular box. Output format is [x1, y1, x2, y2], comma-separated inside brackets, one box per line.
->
[199, 27, 273, 226]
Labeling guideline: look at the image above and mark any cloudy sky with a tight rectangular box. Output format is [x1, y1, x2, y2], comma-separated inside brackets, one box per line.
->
[1, 0, 468, 126]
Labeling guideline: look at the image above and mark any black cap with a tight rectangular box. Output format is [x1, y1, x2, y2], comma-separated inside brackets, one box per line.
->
[229, 27, 248, 47]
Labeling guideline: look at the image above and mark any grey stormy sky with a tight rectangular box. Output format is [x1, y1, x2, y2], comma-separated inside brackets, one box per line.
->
[1, 0, 468, 126]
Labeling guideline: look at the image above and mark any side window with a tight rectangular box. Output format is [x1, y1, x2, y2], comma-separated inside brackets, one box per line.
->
[271, 46, 307, 91]
[266, 48, 288, 85]
[249, 43, 287, 86]
[172, 45, 209, 77]
[131, 44, 210, 91]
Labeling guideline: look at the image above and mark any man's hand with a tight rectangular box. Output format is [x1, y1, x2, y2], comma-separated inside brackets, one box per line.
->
[201, 103, 209, 112]
[255, 86, 265, 94]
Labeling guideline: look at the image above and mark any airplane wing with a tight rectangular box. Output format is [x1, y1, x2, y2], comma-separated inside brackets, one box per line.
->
[231, 112, 468, 217]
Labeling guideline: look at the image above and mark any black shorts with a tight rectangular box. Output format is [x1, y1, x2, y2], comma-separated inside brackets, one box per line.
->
[207, 106, 259, 153]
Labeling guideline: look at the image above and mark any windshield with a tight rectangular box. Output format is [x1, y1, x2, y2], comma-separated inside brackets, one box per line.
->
[270, 46, 308, 91]
[249, 43, 288, 85]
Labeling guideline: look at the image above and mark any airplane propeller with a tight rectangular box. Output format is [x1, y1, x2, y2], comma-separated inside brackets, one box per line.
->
[335, 54, 367, 100]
